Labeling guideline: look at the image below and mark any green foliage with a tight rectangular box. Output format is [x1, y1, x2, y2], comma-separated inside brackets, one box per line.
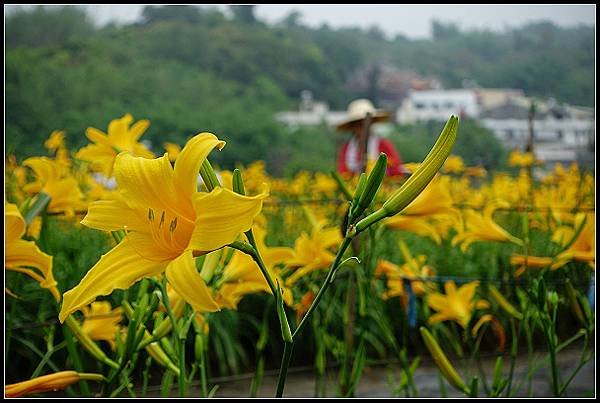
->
[5, 6, 594, 173]
[5, 6, 95, 49]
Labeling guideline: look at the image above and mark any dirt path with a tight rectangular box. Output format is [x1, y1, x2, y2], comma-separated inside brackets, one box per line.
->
[199, 347, 595, 398]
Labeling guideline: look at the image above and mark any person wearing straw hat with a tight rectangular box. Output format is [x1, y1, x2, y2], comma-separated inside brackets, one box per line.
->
[335, 98, 405, 176]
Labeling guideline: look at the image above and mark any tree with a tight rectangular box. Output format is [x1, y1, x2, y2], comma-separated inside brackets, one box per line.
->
[230, 5, 256, 24]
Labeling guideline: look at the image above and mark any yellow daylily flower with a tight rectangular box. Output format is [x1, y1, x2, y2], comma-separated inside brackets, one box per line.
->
[311, 172, 338, 195]
[80, 301, 123, 351]
[426, 280, 490, 329]
[375, 257, 435, 300]
[293, 290, 316, 324]
[216, 225, 294, 309]
[5, 203, 60, 301]
[508, 150, 538, 168]
[44, 130, 66, 153]
[164, 142, 181, 162]
[553, 213, 595, 269]
[452, 200, 523, 252]
[442, 155, 465, 174]
[384, 176, 459, 244]
[284, 221, 342, 286]
[76, 113, 155, 176]
[59, 132, 268, 322]
[5, 371, 104, 398]
[22, 157, 85, 216]
[509, 254, 568, 277]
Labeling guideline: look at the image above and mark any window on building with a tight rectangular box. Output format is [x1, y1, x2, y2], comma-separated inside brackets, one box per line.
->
[415, 102, 425, 109]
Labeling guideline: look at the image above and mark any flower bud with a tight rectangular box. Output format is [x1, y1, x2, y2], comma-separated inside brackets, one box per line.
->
[420, 326, 469, 394]
[488, 285, 523, 321]
[276, 283, 292, 343]
[5, 371, 104, 398]
[354, 116, 458, 234]
[355, 153, 387, 217]
[232, 168, 246, 195]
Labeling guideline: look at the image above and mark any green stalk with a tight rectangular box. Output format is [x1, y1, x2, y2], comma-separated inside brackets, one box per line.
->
[275, 342, 294, 397]
[293, 237, 353, 339]
[24, 192, 51, 225]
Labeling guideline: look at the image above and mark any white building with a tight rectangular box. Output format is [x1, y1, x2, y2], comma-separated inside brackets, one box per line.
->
[396, 89, 480, 123]
[396, 87, 594, 166]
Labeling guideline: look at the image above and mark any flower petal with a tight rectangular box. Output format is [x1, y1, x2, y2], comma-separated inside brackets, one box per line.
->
[81, 197, 146, 232]
[114, 152, 187, 219]
[190, 186, 268, 252]
[59, 234, 168, 322]
[5, 203, 25, 242]
[173, 133, 226, 198]
[165, 251, 219, 313]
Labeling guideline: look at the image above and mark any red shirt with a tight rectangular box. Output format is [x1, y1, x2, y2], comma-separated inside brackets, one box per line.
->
[337, 137, 405, 177]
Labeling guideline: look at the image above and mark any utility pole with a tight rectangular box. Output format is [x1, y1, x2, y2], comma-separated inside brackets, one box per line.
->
[525, 100, 536, 154]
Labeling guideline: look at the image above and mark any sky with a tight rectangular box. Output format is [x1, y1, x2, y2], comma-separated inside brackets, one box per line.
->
[5, 4, 596, 39]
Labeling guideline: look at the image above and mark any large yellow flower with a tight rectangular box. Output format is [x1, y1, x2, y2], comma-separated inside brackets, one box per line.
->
[427, 280, 490, 329]
[76, 114, 155, 176]
[5, 203, 60, 301]
[59, 133, 268, 322]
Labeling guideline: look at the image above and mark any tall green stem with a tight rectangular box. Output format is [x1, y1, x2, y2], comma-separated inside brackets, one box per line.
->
[275, 342, 294, 397]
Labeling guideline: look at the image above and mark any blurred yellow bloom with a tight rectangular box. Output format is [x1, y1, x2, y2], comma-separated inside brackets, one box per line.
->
[293, 290, 315, 324]
[5, 203, 60, 301]
[22, 157, 85, 216]
[80, 301, 123, 350]
[5, 371, 103, 398]
[164, 142, 181, 162]
[442, 155, 465, 174]
[552, 213, 595, 269]
[44, 130, 66, 153]
[384, 177, 459, 244]
[76, 114, 155, 176]
[216, 226, 294, 309]
[311, 172, 338, 195]
[463, 166, 487, 178]
[59, 132, 268, 322]
[285, 221, 342, 286]
[510, 254, 566, 277]
[452, 200, 523, 252]
[508, 150, 538, 168]
[375, 256, 435, 300]
[427, 280, 490, 329]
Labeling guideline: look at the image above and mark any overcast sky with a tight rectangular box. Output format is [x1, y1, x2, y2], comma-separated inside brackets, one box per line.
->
[6, 4, 596, 39]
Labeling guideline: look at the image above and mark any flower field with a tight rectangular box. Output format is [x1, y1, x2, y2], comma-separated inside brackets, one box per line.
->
[5, 114, 595, 398]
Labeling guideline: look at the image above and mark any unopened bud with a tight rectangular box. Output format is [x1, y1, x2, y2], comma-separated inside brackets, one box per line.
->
[354, 116, 458, 234]
[420, 326, 469, 394]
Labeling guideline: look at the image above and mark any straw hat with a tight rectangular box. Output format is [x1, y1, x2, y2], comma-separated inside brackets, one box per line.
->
[335, 98, 391, 132]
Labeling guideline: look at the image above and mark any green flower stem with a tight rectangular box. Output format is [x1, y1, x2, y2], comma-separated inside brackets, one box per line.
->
[558, 331, 591, 396]
[275, 341, 294, 397]
[23, 192, 51, 225]
[273, 237, 353, 397]
[293, 237, 353, 339]
[229, 240, 278, 297]
[62, 321, 91, 397]
[157, 280, 187, 398]
[64, 316, 119, 370]
[504, 318, 519, 397]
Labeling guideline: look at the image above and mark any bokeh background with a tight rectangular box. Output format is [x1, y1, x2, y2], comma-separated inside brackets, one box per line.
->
[5, 4, 595, 175]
